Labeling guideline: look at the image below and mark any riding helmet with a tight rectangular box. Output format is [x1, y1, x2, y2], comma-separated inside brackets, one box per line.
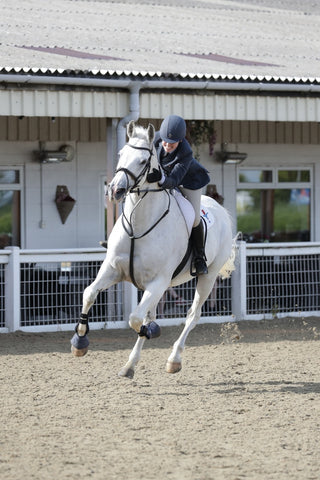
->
[160, 115, 186, 143]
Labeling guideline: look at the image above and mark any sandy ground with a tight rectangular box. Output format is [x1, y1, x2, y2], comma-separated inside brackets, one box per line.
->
[0, 317, 320, 480]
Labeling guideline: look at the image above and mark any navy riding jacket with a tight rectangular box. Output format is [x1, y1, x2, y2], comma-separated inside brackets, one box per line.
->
[154, 132, 210, 190]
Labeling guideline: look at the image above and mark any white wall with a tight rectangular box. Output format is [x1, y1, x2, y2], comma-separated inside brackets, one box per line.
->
[0, 141, 108, 249]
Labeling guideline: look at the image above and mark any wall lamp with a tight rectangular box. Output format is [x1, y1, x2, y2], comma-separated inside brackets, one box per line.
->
[215, 144, 247, 165]
[34, 145, 75, 164]
[218, 151, 247, 164]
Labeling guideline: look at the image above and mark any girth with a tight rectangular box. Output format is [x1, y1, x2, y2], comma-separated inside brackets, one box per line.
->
[171, 238, 193, 279]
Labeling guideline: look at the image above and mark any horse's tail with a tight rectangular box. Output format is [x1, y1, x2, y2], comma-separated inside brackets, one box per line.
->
[218, 232, 241, 280]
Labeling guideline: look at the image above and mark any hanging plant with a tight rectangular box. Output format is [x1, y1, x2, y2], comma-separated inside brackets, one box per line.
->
[186, 120, 216, 159]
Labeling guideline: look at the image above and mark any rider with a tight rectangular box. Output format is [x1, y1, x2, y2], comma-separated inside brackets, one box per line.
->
[147, 114, 210, 276]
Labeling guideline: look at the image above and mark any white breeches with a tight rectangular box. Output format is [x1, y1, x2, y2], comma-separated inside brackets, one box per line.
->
[180, 187, 202, 227]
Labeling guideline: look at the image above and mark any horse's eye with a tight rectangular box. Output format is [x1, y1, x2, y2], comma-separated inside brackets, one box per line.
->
[139, 158, 147, 165]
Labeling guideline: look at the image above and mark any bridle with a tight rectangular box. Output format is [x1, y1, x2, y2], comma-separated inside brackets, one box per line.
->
[115, 144, 153, 194]
[117, 142, 171, 289]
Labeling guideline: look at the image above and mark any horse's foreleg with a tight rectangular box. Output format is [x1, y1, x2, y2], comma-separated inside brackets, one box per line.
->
[75, 283, 99, 337]
[71, 260, 121, 357]
[166, 272, 219, 373]
[118, 335, 146, 379]
[128, 280, 168, 333]
[118, 304, 157, 379]
[74, 278, 103, 340]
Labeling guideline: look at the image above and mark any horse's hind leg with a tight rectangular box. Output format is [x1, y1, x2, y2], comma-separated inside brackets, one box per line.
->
[166, 270, 219, 374]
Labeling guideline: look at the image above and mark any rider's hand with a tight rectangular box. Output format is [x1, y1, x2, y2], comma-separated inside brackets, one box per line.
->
[147, 168, 162, 183]
[158, 170, 166, 186]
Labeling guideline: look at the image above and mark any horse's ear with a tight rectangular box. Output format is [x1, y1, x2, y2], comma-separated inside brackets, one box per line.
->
[147, 123, 155, 144]
[127, 120, 135, 139]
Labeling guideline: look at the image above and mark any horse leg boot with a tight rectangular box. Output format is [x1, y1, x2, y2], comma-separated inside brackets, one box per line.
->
[191, 222, 208, 276]
[70, 313, 90, 357]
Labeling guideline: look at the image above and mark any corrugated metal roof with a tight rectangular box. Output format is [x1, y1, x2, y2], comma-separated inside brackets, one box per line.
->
[0, 0, 320, 84]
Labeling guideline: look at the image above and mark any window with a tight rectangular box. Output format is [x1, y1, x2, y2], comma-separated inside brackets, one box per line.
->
[237, 167, 312, 243]
[0, 168, 22, 248]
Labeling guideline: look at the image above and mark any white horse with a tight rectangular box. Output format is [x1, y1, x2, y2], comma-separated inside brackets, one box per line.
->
[71, 121, 236, 378]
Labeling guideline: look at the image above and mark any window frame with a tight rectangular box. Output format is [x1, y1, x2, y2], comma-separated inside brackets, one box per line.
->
[237, 165, 314, 242]
[0, 166, 24, 248]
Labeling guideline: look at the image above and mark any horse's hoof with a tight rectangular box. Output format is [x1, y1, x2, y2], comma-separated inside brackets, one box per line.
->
[70, 333, 89, 357]
[118, 367, 135, 379]
[166, 361, 182, 374]
[71, 345, 89, 357]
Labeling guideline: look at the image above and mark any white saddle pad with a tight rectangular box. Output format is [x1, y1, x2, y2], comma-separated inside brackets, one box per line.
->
[172, 190, 216, 236]
[171, 189, 195, 236]
[200, 195, 215, 229]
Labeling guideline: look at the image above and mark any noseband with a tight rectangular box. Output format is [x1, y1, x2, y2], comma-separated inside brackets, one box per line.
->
[115, 144, 153, 193]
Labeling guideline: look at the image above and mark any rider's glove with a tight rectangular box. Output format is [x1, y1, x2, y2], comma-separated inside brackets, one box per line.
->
[147, 168, 162, 183]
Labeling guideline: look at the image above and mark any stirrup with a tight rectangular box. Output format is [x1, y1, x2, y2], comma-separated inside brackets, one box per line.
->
[190, 257, 208, 276]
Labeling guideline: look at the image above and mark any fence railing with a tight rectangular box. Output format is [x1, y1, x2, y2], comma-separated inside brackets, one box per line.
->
[233, 241, 320, 321]
[1, 242, 320, 333]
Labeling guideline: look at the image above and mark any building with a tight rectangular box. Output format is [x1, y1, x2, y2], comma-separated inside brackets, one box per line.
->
[0, 0, 320, 330]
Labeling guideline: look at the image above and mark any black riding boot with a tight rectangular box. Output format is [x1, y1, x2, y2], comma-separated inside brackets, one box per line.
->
[191, 222, 208, 276]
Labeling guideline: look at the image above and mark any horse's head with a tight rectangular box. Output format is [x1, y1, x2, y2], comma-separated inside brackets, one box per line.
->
[108, 121, 156, 202]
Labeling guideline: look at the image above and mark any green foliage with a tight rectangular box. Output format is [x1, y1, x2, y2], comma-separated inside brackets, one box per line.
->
[186, 120, 216, 159]
[0, 205, 12, 234]
[238, 202, 309, 238]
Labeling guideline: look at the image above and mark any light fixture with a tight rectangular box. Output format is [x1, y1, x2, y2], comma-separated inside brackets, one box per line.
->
[219, 151, 247, 164]
[216, 144, 247, 165]
[33, 145, 75, 164]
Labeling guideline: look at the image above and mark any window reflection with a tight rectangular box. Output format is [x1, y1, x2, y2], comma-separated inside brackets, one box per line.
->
[0, 190, 20, 248]
[237, 188, 310, 242]
[0, 170, 20, 184]
[239, 169, 272, 183]
[278, 170, 310, 182]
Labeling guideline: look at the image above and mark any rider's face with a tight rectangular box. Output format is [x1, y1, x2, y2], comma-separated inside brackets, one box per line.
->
[162, 140, 179, 154]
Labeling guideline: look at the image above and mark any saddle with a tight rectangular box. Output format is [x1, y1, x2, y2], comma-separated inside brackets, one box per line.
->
[171, 190, 213, 278]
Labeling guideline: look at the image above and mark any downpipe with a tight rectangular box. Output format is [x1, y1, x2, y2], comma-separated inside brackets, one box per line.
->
[116, 82, 141, 152]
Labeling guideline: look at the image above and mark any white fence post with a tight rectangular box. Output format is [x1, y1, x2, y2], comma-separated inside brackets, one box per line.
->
[5, 246, 21, 332]
[231, 241, 247, 321]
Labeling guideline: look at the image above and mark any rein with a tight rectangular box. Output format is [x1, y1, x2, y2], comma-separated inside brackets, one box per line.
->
[121, 189, 171, 240]
[119, 143, 171, 289]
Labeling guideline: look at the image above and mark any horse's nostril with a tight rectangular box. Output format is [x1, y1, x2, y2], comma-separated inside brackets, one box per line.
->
[114, 188, 126, 200]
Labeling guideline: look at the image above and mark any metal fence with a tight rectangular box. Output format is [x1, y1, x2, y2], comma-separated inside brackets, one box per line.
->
[1, 248, 125, 333]
[0, 242, 320, 333]
[233, 242, 320, 321]
[20, 260, 122, 328]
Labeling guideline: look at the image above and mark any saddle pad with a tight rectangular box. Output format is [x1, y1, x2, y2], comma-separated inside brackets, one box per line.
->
[171, 189, 195, 236]
[172, 190, 215, 234]
[200, 195, 215, 229]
